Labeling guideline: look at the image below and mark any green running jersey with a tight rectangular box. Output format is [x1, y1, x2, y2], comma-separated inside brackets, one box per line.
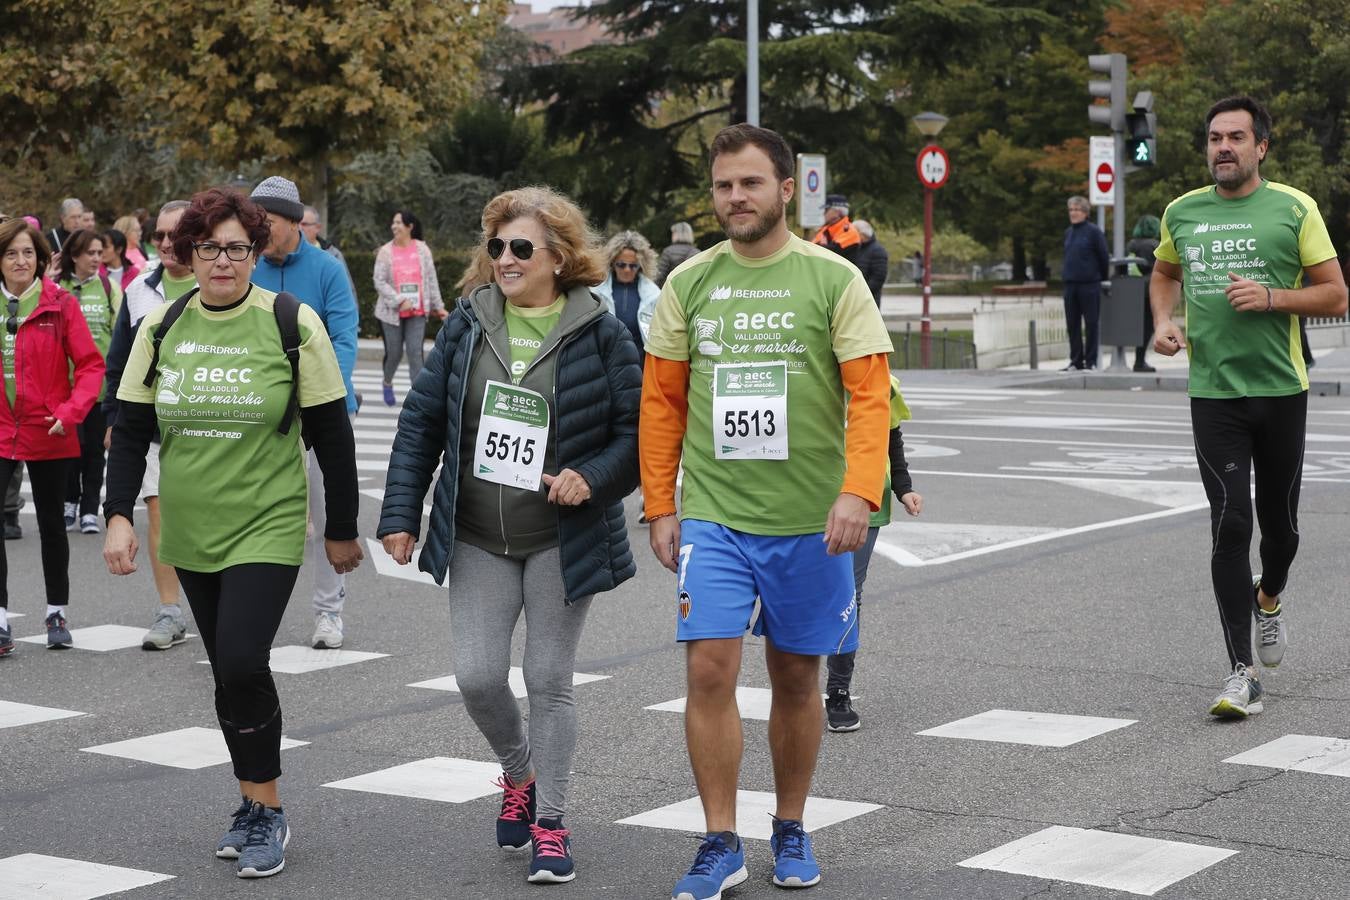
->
[646, 234, 893, 535]
[118, 286, 348, 572]
[504, 295, 565, 383]
[1155, 180, 1336, 398]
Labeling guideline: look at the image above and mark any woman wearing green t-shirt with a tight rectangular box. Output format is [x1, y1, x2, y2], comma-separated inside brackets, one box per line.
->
[103, 188, 363, 881]
[57, 228, 121, 534]
[379, 186, 641, 887]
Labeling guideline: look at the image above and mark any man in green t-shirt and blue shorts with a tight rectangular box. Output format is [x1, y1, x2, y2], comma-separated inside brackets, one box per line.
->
[641, 124, 893, 898]
[1152, 96, 1347, 719]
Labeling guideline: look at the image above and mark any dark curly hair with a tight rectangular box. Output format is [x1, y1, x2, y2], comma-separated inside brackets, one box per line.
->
[171, 188, 270, 267]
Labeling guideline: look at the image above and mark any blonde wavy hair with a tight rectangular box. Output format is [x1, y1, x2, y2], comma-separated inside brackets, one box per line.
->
[455, 252, 495, 295]
[473, 186, 606, 292]
[602, 230, 657, 280]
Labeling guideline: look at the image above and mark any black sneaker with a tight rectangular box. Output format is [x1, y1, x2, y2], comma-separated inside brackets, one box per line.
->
[0, 625, 13, 657]
[4, 512, 20, 540]
[45, 612, 73, 649]
[825, 688, 860, 732]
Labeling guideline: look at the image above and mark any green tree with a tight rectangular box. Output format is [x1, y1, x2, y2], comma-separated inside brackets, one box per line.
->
[107, 0, 508, 217]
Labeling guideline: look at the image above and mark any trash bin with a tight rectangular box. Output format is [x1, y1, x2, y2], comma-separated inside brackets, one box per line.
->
[1100, 274, 1147, 348]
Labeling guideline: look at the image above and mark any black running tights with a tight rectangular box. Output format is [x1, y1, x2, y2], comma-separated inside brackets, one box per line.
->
[1191, 392, 1306, 669]
[177, 563, 298, 783]
[0, 456, 69, 609]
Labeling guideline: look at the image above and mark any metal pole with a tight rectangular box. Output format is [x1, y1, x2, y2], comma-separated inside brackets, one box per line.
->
[1112, 130, 1126, 259]
[1028, 320, 1039, 370]
[746, 0, 759, 126]
[922, 182, 933, 368]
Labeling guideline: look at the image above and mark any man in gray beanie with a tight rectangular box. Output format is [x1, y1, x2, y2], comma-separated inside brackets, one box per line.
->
[249, 176, 360, 650]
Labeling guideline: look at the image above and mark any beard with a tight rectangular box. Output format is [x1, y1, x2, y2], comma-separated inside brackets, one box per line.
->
[1210, 154, 1258, 190]
[716, 194, 785, 244]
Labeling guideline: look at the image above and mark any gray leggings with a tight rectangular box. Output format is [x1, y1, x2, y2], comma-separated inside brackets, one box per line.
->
[381, 316, 427, 384]
[446, 541, 593, 819]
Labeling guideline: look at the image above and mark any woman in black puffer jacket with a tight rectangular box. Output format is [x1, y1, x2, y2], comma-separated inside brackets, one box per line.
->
[377, 186, 640, 888]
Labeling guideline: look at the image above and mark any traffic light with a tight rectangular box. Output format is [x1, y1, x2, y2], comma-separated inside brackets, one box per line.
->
[1087, 53, 1127, 131]
[1125, 90, 1156, 167]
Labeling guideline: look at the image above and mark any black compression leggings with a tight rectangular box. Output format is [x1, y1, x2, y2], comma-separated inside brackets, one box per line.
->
[0, 457, 69, 609]
[177, 563, 299, 783]
[1191, 393, 1306, 670]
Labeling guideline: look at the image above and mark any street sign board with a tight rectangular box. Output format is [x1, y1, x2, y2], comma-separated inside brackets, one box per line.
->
[797, 153, 827, 228]
[1089, 136, 1115, 206]
[916, 146, 950, 189]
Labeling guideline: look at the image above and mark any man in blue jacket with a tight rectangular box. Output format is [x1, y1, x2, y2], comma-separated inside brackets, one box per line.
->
[1062, 195, 1111, 370]
[250, 176, 360, 650]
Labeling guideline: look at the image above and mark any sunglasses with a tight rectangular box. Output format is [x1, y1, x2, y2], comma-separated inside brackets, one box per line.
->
[152, 230, 172, 242]
[6, 296, 17, 337]
[614, 261, 640, 271]
[487, 237, 549, 261]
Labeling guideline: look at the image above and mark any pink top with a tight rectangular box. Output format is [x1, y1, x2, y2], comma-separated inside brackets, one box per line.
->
[126, 246, 148, 268]
[390, 242, 424, 318]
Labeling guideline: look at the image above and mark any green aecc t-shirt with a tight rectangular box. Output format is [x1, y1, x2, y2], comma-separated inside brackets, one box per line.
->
[118, 285, 347, 572]
[1155, 180, 1336, 398]
[504, 295, 565, 383]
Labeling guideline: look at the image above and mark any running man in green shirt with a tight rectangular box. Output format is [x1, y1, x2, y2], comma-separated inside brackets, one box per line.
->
[1151, 96, 1347, 719]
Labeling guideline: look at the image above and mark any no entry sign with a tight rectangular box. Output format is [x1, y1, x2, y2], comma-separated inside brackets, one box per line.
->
[1089, 136, 1114, 206]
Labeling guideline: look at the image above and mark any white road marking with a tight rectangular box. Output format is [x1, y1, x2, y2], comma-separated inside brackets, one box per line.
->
[324, 757, 505, 804]
[82, 726, 307, 769]
[916, 709, 1136, 747]
[617, 790, 882, 840]
[0, 854, 174, 899]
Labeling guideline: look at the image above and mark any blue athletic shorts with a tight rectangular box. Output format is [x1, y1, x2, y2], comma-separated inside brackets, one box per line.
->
[675, 518, 858, 656]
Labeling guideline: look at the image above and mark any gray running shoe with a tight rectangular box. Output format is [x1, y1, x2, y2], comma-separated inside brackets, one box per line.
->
[1209, 663, 1264, 719]
[311, 612, 343, 649]
[236, 802, 290, 878]
[1253, 576, 1286, 668]
[142, 609, 187, 651]
[216, 797, 253, 859]
[63, 502, 77, 532]
[79, 514, 100, 534]
[45, 612, 73, 649]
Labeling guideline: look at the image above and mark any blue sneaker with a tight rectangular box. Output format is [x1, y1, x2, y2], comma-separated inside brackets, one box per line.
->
[215, 797, 253, 859]
[527, 817, 576, 883]
[236, 802, 289, 878]
[382, 384, 396, 406]
[494, 774, 535, 851]
[771, 817, 820, 888]
[0, 625, 13, 657]
[45, 612, 72, 649]
[673, 832, 747, 900]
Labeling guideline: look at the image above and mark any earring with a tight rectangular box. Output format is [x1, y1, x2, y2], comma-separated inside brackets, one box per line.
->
[554, 268, 562, 275]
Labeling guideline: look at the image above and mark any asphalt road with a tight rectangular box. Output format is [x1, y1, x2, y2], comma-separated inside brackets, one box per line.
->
[3, 360, 1350, 900]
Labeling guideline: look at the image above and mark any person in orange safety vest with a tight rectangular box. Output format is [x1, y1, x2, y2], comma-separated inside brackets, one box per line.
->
[811, 194, 862, 264]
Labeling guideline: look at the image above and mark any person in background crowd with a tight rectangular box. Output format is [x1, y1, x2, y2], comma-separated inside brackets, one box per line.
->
[105, 187, 361, 879]
[133, 208, 157, 260]
[250, 176, 360, 650]
[0, 220, 105, 656]
[380, 186, 640, 887]
[300, 205, 357, 299]
[49, 198, 83, 253]
[1061, 195, 1110, 371]
[103, 200, 196, 651]
[811, 194, 862, 264]
[114, 215, 148, 269]
[56, 229, 122, 535]
[594, 230, 660, 354]
[1126, 215, 1160, 373]
[373, 210, 448, 405]
[80, 209, 96, 232]
[101, 228, 142, 291]
[853, 219, 890, 306]
[656, 221, 698, 287]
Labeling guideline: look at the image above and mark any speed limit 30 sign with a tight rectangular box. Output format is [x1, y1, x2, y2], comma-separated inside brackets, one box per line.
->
[916, 146, 950, 189]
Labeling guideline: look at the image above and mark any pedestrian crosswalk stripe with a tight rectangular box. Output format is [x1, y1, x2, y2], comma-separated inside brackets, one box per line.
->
[364, 538, 439, 585]
[617, 790, 882, 840]
[409, 667, 609, 699]
[0, 699, 86, 729]
[82, 726, 307, 770]
[193, 645, 388, 674]
[16, 623, 194, 652]
[1224, 733, 1350, 777]
[323, 757, 504, 804]
[916, 709, 1137, 748]
[0, 853, 174, 899]
[959, 825, 1236, 896]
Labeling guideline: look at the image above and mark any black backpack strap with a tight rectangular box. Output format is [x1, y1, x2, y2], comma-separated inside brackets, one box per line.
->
[273, 291, 303, 439]
[141, 288, 198, 389]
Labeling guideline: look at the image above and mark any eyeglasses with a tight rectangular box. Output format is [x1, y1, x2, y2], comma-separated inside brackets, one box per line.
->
[613, 261, 640, 271]
[487, 237, 548, 261]
[6, 297, 17, 337]
[193, 243, 254, 261]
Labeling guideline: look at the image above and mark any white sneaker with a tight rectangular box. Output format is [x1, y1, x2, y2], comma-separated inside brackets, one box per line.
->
[79, 514, 100, 534]
[63, 502, 78, 531]
[312, 613, 344, 649]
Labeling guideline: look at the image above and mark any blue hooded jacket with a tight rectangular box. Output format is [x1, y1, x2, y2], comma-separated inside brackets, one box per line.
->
[253, 237, 359, 413]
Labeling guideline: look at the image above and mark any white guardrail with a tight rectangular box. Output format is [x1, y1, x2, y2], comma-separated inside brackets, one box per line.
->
[973, 299, 1069, 369]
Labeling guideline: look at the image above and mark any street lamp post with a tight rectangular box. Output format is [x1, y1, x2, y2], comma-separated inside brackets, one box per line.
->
[912, 111, 948, 368]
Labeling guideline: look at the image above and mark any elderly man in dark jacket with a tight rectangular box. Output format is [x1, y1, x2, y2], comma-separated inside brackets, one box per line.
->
[1062, 195, 1111, 370]
[853, 219, 889, 306]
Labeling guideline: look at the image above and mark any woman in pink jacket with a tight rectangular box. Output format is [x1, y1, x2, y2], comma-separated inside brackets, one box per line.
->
[0, 219, 105, 656]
